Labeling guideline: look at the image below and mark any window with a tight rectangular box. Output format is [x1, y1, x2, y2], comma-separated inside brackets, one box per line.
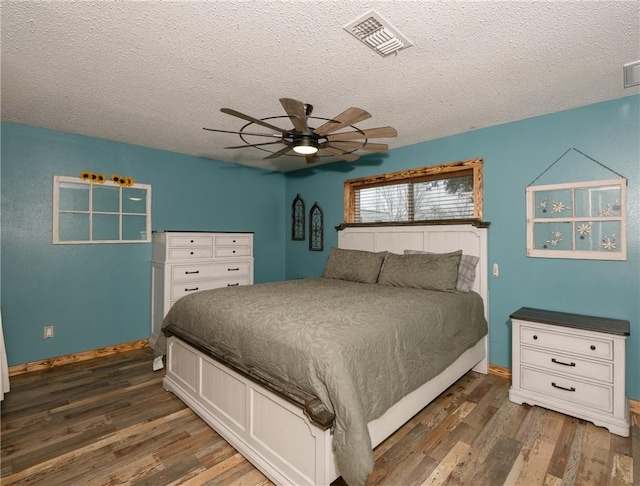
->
[526, 179, 626, 260]
[53, 175, 151, 244]
[343, 159, 483, 224]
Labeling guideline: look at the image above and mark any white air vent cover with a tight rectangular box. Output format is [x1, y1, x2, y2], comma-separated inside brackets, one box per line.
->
[344, 10, 413, 57]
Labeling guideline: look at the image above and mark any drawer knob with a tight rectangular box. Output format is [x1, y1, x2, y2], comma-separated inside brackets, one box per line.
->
[533, 335, 538, 340]
[551, 358, 576, 367]
[590, 345, 596, 351]
[190, 251, 194, 255]
[233, 239, 236, 243]
[190, 240, 194, 243]
[551, 382, 576, 392]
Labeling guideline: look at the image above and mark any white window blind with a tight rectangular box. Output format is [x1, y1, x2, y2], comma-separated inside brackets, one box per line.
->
[355, 175, 474, 223]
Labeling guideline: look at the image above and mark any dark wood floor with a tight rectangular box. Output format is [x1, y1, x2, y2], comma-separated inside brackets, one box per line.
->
[1, 347, 637, 485]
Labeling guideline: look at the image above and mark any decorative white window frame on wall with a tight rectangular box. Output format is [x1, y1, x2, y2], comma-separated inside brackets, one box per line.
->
[526, 179, 626, 260]
[53, 175, 152, 244]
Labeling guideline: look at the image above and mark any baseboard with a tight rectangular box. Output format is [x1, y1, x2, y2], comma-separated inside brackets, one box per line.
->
[8, 339, 149, 377]
[489, 364, 640, 418]
[488, 364, 511, 380]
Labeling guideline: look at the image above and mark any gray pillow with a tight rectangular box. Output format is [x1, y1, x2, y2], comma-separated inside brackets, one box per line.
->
[404, 249, 479, 292]
[378, 250, 462, 291]
[323, 248, 387, 284]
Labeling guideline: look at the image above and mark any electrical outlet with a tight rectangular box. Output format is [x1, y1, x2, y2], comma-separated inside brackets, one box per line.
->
[43, 326, 54, 339]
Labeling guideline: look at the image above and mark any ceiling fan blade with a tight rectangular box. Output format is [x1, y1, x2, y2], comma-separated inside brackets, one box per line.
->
[306, 154, 320, 164]
[313, 107, 372, 136]
[263, 144, 294, 159]
[220, 108, 289, 134]
[279, 98, 308, 132]
[319, 145, 360, 162]
[326, 126, 398, 141]
[203, 127, 282, 138]
[224, 141, 284, 149]
[327, 141, 388, 153]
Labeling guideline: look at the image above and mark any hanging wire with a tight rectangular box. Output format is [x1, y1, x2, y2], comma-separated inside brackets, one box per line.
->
[528, 147, 627, 187]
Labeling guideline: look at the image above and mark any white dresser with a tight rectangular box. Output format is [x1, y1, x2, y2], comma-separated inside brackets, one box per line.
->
[150, 231, 254, 345]
[509, 307, 630, 437]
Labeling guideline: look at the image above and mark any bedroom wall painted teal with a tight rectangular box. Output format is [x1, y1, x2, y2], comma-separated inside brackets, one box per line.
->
[0, 122, 286, 366]
[284, 95, 640, 400]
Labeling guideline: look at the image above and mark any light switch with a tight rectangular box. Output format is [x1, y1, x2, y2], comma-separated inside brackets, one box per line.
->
[492, 263, 499, 277]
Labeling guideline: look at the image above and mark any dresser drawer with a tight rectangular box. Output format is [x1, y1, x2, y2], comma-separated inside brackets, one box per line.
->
[216, 235, 252, 247]
[521, 366, 612, 413]
[214, 247, 252, 258]
[171, 261, 251, 281]
[520, 347, 613, 383]
[169, 235, 213, 247]
[171, 277, 251, 300]
[168, 248, 214, 259]
[520, 325, 613, 360]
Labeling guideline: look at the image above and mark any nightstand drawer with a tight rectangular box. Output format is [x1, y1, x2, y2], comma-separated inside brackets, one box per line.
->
[521, 325, 612, 360]
[169, 248, 214, 259]
[169, 235, 213, 247]
[172, 261, 251, 281]
[521, 366, 612, 413]
[171, 277, 251, 300]
[520, 347, 613, 383]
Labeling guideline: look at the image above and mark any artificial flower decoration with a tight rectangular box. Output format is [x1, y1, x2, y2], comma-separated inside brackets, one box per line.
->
[79, 171, 107, 183]
[110, 174, 135, 187]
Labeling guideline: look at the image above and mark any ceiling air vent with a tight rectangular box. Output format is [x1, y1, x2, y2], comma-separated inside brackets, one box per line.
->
[344, 10, 412, 57]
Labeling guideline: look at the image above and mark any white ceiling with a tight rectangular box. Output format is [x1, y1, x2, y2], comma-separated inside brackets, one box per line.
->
[2, 1, 639, 172]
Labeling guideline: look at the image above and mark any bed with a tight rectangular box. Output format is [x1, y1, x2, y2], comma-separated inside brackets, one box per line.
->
[156, 223, 489, 486]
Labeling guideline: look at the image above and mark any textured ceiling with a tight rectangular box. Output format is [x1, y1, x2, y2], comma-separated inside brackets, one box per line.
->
[2, 1, 639, 172]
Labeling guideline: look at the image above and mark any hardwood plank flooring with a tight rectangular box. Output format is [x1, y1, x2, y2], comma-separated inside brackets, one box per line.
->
[1, 347, 636, 485]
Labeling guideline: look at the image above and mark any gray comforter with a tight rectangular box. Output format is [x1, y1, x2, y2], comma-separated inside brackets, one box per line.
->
[155, 277, 487, 486]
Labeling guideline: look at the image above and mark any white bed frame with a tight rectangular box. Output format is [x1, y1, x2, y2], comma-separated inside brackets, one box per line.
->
[163, 224, 489, 485]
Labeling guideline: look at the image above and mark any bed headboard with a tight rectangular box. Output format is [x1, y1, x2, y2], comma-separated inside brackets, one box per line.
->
[337, 224, 488, 316]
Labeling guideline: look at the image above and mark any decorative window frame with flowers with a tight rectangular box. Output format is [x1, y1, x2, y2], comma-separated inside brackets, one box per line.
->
[526, 179, 626, 260]
[53, 174, 151, 244]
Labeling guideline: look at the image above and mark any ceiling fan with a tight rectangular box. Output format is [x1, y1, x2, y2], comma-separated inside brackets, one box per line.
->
[203, 98, 397, 164]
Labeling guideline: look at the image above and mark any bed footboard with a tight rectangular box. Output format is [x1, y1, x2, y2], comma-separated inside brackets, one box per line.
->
[163, 336, 338, 486]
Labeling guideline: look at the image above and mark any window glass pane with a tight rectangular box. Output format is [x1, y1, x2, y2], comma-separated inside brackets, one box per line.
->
[414, 176, 474, 220]
[93, 185, 120, 213]
[122, 214, 147, 240]
[122, 188, 147, 214]
[93, 214, 120, 240]
[357, 184, 409, 222]
[533, 222, 573, 251]
[534, 189, 572, 218]
[59, 183, 89, 211]
[574, 186, 621, 218]
[59, 213, 90, 241]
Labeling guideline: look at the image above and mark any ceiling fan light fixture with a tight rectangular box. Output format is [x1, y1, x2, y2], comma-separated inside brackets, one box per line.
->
[292, 138, 319, 155]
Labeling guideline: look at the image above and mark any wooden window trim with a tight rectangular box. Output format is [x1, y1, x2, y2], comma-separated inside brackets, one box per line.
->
[343, 158, 484, 224]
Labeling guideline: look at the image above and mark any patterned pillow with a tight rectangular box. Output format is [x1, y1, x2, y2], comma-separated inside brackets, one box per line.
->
[378, 251, 462, 291]
[323, 248, 387, 284]
[404, 249, 479, 292]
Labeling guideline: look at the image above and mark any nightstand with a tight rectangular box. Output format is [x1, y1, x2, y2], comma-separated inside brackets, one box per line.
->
[509, 307, 630, 437]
